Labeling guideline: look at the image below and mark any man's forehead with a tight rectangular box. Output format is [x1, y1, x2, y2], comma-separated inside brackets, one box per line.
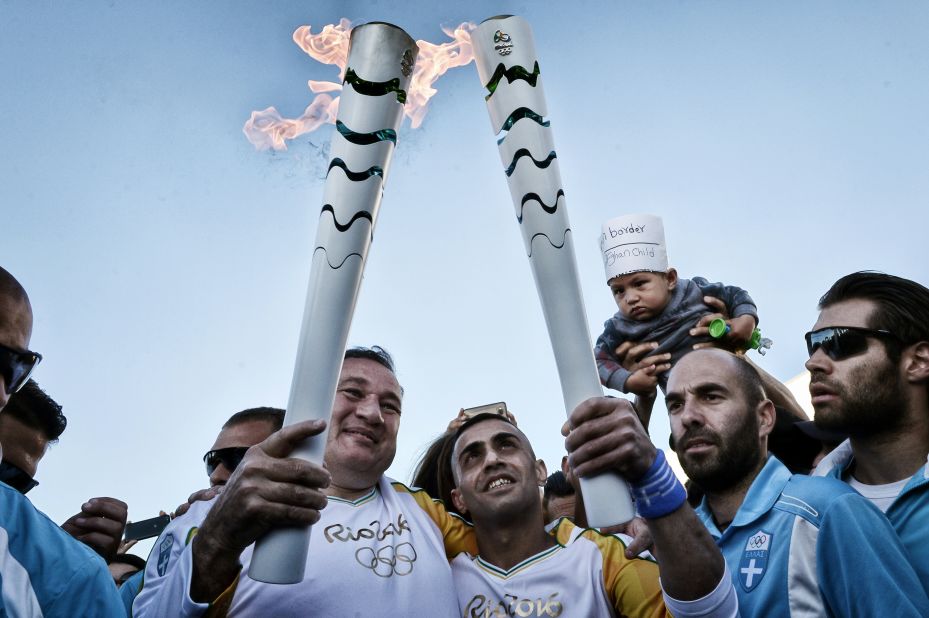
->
[457, 418, 528, 450]
[813, 298, 877, 330]
[340, 358, 401, 393]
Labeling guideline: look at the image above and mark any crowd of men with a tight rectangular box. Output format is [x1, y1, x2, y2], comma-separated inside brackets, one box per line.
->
[1, 264, 928, 617]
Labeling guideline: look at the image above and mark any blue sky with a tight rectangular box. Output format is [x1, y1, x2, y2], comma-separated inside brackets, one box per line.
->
[2, 1, 927, 555]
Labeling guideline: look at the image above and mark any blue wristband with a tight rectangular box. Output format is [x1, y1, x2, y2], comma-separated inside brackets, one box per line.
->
[629, 450, 687, 519]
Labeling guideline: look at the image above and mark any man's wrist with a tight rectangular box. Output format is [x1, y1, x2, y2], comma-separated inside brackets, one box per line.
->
[629, 450, 687, 519]
[190, 528, 242, 603]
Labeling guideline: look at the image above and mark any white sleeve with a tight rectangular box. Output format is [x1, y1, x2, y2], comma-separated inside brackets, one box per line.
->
[132, 506, 213, 618]
[661, 563, 739, 618]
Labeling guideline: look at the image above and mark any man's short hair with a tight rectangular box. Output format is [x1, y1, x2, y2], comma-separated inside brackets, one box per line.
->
[728, 353, 765, 411]
[110, 552, 147, 571]
[344, 346, 396, 373]
[543, 470, 574, 505]
[819, 271, 929, 361]
[3, 379, 67, 443]
[223, 407, 285, 431]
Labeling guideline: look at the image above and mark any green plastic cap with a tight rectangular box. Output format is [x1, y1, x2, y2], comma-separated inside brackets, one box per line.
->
[708, 318, 729, 339]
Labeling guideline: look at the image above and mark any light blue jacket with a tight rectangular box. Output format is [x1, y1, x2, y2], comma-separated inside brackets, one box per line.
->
[0, 482, 124, 617]
[815, 440, 929, 596]
[697, 456, 929, 617]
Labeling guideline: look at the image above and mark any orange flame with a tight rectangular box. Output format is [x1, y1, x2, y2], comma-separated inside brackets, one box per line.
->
[243, 20, 476, 151]
[406, 22, 475, 129]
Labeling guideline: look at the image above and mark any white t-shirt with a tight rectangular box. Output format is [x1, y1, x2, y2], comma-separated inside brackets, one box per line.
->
[451, 519, 737, 618]
[133, 477, 475, 617]
[846, 475, 909, 513]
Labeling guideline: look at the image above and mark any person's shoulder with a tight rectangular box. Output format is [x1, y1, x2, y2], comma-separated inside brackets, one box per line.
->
[0, 485, 116, 609]
[784, 472, 858, 499]
[1, 484, 100, 564]
[554, 520, 649, 560]
[388, 479, 472, 524]
[776, 473, 866, 524]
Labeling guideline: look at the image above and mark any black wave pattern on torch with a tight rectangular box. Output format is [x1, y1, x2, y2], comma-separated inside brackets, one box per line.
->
[504, 149, 557, 177]
[527, 228, 570, 258]
[311, 246, 367, 270]
[495, 107, 550, 142]
[336, 120, 398, 146]
[313, 205, 375, 269]
[327, 158, 385, 181]
[343, 67, 408, 104]
[483, 61, 541, 100]
[516, 189, 565, 223]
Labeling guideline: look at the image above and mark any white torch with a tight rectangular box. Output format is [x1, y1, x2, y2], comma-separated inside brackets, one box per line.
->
[249, 22, 418, 584]
[471, 15, 634, 527]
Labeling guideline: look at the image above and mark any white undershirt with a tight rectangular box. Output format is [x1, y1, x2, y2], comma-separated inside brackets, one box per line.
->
[844, 474, 908, 513]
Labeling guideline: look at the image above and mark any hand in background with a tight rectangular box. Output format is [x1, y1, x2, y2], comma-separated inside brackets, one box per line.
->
[61, 497, 128, 563]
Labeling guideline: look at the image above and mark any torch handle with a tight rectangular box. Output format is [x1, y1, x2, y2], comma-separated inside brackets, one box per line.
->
[528, 235, 635, 527]
[245, 21, 416, 584]
[248, 251, 366, 584]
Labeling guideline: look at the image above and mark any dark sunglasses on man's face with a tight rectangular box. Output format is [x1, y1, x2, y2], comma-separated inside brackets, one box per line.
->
[203, 447, 250, 477]
[804, 326, 897, 361]
[0, 460, 39, 494]
[0, 342, 42, 396]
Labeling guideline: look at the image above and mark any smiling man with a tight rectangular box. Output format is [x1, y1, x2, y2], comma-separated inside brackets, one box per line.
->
[134, 346, 476, 617]
[668, 347, 929, 616]
[809, 272, 929, 592]
[448, 404, 738, 618]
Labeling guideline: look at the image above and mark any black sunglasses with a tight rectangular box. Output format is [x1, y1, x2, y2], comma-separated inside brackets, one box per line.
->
[203, 447, 249, 476]
[0, 460, 39, 494]
[805, 326, 897, 361]
[0, 343, 42, 396]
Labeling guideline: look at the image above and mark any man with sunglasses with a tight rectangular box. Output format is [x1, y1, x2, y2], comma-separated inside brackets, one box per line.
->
[0, 266, 123, 616]
[809, 271, 929, 592]
[204, 407, 284, 488]
[118, 407, 285, 614]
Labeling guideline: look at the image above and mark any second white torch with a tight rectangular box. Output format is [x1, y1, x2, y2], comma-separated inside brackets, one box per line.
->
[471, 15, 634, 527]
[249, 22, 418, 584]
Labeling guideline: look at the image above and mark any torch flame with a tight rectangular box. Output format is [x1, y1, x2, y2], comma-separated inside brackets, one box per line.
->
[292, 19, 352, 80]
[243, 20, 476, 151]
[406, 22, 475, 129]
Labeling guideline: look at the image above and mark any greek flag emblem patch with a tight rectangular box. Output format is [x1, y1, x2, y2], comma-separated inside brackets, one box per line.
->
[739, 529, 772, 592]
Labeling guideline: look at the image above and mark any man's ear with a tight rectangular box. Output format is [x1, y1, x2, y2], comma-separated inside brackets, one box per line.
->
[450, 488, 468, 515]
[666, 268, 679, 290]
[536, 458, 548, 485]
[903, 341, 929, 384]
[757, 399, 776, 439]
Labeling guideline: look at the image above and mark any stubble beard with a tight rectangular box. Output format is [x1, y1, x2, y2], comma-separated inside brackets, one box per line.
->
[813, 359, 907, 437]
[679, 413, 764, 493]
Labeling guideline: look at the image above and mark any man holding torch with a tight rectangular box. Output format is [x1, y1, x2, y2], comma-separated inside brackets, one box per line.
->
[133, 347, 474, 617]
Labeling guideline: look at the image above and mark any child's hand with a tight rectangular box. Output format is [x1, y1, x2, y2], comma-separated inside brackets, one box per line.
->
[624, 366, 662, 396]
[691, 297, 757, 352]
[726, 314, 757, 346]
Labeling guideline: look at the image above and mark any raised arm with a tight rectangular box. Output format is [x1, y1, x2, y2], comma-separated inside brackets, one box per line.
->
[563, 397, 726, 602]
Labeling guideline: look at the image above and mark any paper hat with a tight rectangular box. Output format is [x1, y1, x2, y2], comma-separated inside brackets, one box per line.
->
[599, 213, 668, 282]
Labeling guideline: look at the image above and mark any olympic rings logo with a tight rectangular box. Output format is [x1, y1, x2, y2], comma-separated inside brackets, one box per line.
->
[355, 542, 418, 577]
[749, 533, 768, 549]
